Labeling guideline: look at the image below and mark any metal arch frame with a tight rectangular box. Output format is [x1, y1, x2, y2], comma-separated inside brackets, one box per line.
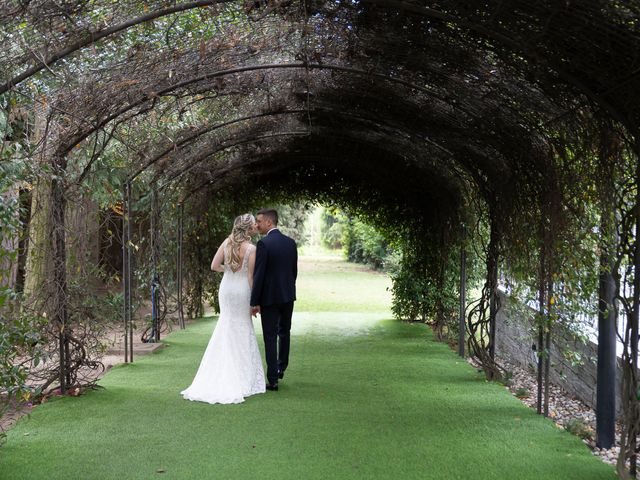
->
[128, 109, 308, 182]
[151, 108, 464, 191]
[181, 142, 468, 358]
[59, 61, 477, 157]
[459, 223, 467, 358]
[166, 120, 461, 338]
[149, 186, 161, 344]
[169, 117, 480, 209]
[60, 59, 554, 213]
[176, 126, 465, 203]
[62, 59, 554, 311]
[357, 0, 632, 129]
[0, 0, 234, 95]
[3, 0, 633, 129]
[121, 90, 454, 350]
[157, 130, 311, 188]
[179, 151, 307, 204]
[130, 103, 462, 187]
[128, 110, 302, 337]
[87, 24, 614, 375]
[173, 142, 474, 361]
[122, 108, 306, 348]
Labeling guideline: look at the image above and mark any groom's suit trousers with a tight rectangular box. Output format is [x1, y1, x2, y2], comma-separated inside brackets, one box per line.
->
[261, 301, 294, 384]
[251, 229, 297, 384]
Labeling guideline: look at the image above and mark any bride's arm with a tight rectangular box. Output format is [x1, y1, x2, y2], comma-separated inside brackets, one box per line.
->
[211, 240, 227, 272]
[247, 246, 256, 289]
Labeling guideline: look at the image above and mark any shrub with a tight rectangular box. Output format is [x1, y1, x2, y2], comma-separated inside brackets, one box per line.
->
[564, 418, 593, 440]
[514, 387, 529, 398]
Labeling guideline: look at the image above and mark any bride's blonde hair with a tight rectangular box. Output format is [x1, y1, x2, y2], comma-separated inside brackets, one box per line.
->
[226, 213, 255, 271]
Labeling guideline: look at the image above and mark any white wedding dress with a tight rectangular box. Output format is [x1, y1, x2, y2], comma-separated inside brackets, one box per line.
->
[181, 243, 266, 404]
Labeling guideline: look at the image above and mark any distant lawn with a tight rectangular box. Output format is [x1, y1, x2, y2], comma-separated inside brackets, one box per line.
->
[0, 253, 614, 479]
[295, 249, 392, 313]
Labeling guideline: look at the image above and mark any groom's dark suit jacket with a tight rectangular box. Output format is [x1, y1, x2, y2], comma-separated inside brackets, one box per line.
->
[250, 229, 298, 307]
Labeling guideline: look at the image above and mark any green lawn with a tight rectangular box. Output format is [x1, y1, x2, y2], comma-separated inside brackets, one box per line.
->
[295, 254, 392, 312]
[0, 254, 615, 479]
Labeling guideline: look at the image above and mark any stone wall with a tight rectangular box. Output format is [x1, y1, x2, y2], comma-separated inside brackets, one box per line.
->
[494, 291, 621, 416]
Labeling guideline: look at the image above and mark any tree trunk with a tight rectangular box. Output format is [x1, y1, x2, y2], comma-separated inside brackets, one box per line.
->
[23, 96, 52, 307]
[0, 188, 19, 289]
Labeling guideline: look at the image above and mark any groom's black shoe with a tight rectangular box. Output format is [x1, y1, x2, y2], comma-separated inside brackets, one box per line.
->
[266, 382, 278, 391]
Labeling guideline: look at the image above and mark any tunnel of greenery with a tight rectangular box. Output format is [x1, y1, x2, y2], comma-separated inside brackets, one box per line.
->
[1, 0, 640, 475]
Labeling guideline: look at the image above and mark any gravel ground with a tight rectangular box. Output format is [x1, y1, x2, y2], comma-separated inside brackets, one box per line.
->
[472, 356, 622, 467]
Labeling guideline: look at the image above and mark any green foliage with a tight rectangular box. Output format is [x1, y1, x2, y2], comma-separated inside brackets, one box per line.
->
[320, 207, 345, 249]
[387, 219, 486, 346]
[389, 243, 459, 332]
[272, 202, 309, 246]
[342, 216, 390, 270]
[0, 303, 46, 444]
[66, 272, 124, 345]
[0, 100, 46, 438]
[319, 207, 392, 270]
[316, 203, 480, 345]
[564, 418, 594, 440]
[388, 253, 431, 322]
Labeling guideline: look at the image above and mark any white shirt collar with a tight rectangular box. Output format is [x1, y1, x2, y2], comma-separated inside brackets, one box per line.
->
[266, 227, 278, 235]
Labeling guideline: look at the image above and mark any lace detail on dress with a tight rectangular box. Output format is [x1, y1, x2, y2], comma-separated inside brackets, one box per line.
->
[239, 244, 254, 271]
[181, 242, 265, 404]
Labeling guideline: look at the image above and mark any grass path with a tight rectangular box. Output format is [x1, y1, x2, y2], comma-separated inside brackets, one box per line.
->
[0, 252, 615, 479]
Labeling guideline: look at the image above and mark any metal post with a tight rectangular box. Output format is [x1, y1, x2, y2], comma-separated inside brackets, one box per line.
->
[596, 129, 619, 449]
[458, 230, 467, 357]
[122, 184, 129, 363]
[488, 216, 498, 363]
[596, 249, 617, 448]
[629, 157, 640, 476]
[177, 203, 185, 329]
[536, 244, 545, 415]
[150, 188, 158, 343]
[151, 273, 159, 342]
[127, 181, 133, 363]
[544, 281, 553, 417]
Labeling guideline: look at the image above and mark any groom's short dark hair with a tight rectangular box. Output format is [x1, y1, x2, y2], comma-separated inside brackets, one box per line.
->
[258, 208, 278, 225]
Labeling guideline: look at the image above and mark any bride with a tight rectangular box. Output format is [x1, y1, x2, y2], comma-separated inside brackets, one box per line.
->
[181, 213, 266, 404]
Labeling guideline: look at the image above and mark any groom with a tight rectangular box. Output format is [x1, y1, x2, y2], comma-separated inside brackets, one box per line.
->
[250, 208, 298, 391]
